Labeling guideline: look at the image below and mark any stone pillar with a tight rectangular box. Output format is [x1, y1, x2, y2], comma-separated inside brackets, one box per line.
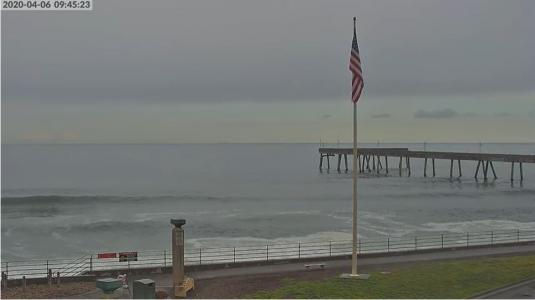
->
[171, 219, 185, 287]
[171, 219, 194, 298]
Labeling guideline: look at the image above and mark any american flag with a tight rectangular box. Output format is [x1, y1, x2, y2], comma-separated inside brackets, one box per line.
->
[349, 19, 364, 103]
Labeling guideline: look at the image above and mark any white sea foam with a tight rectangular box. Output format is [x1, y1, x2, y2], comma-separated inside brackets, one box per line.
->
[327, 210, 422, 238]
[421, 219, 535, 233]
[187, 231, 353, 249]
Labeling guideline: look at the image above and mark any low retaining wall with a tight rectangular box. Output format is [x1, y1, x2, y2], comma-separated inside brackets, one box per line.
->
[3, 274, 96, 286]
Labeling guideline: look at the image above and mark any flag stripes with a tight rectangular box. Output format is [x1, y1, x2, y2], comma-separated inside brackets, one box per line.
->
[350, 21, 364, 103]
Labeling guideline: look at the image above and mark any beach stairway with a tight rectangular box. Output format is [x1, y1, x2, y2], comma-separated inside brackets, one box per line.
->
[58, 254, 92, 277]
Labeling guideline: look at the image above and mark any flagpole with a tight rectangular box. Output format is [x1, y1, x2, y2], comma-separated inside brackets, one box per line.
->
[352, 100, 358, 276]
[341, 16, 368, 280]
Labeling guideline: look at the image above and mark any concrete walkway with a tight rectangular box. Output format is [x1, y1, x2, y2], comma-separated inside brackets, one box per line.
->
[128, 243, 535, 290]
[195, 244, 535, 279]
[75, 243, 535, 298]
[185, 243, 535, 280]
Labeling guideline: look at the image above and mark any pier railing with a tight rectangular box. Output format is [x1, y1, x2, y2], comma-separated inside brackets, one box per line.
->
[2, 228, 534, 279]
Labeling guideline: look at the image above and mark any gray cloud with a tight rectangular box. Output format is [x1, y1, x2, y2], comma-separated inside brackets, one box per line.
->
[494, 112, 513, 117]
[463, 112, 478, 117]
[371, 113, 391, 119]
[2, 0, 535, 105]
[414, 108, 458, 119]
[413, 109, 480, 119]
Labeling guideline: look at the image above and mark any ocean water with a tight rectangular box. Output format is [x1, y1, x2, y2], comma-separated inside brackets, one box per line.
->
[2, 143, 535, 261]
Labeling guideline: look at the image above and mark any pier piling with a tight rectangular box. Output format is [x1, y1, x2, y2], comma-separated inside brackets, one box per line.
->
[475, 161, 481, 178]
[483, 161, 490, 180]
[511, 162, 515, 182]
[490, 162, 497, 179]
[399, 156, 402, 177]
[377, 156, 383, 173]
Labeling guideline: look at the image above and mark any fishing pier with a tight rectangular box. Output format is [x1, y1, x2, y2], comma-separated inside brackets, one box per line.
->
[319, 148, 535, 182]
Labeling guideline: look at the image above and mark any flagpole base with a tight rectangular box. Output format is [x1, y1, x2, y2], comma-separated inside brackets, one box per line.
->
[339, 273, 370, 279]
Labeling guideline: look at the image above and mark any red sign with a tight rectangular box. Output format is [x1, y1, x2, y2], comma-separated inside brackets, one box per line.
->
[97, 252, 117, 259]
[118, 252, 138, 262]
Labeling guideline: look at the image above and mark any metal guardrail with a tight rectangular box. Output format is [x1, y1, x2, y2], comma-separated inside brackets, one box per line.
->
[2, 228, 534, 279]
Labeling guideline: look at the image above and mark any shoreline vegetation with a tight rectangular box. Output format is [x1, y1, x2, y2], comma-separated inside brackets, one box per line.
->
[0, 282, 94, 299]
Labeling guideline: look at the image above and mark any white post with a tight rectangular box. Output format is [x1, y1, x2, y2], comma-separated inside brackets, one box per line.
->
[352, 102, 358, 275]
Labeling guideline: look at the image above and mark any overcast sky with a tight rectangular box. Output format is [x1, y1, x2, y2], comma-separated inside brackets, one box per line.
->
[2, 0, 535, 143]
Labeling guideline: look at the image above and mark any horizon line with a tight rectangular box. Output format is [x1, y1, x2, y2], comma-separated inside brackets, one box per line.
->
[2, 141, 535, 146]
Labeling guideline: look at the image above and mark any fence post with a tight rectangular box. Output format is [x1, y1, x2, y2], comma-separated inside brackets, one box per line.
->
[441, 234, 444, 248]
[127, 259, 131, 272]
[48, 269, 52, 287]
[22, 276, 26, 292]
[46, 259, 49, 276]
[163, 250, 166, 267]
[5, 262, 8, 279]
[329, 241, 332, 257]
[56, 272, 60, 285]
[199, 248, 202, 265]
[517, 229, 520, 243]
[387, 237, 390, 252]
[298, 243, 301, 259]
[414, 236, 417, 250]
[491, 231, 494, 246]
[89, 255, 93, 272]
[466, 232, 469, 247]
[233, 247, 236, 263]
[266, 245, 269, 261]
[2, 271, 7, 289]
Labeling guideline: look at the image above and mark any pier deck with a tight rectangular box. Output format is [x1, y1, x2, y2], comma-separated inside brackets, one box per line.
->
[318, 148, 534, 181]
